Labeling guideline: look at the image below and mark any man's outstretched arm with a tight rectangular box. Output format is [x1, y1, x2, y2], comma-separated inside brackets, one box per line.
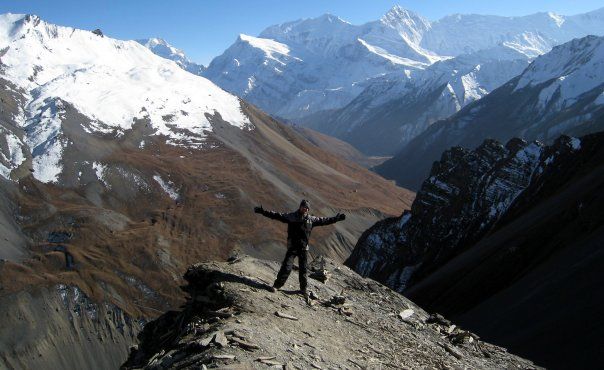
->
[254, 206, 289, 223]
[312, 213, 345, 227]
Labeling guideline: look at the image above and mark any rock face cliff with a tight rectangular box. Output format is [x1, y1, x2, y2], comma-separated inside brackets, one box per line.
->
[0, 284, 141, 370]
[122, 256, 537, 369]
[347, 132, 604, 368]
[347, 135, 562, 291]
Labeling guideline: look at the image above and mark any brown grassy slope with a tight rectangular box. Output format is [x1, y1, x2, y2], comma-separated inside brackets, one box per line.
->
[0, 101, 413, 319]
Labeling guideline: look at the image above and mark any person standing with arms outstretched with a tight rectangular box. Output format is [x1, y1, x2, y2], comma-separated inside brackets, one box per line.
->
[254, 199, 345, 299]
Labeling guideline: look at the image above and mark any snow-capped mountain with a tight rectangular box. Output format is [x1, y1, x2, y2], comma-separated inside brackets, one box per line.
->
[0, 11, 412, 273]
[377, 35, 604, 189]
[203, 7, 446, 121]
[204, 5, 604, 131]
[421, 8, 604, 57]
[302, 47, 530, 155]
[137, 38, 206, 75]
[0, 13, 250, 183]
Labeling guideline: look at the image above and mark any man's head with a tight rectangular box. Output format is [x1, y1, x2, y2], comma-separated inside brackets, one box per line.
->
[298, 199, 310, 215]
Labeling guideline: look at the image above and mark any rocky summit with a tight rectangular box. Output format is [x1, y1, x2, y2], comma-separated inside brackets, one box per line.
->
[122, 255, 537, 369]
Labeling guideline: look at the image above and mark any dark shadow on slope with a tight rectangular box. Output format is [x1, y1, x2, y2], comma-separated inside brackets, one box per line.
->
[184, 268, 275, 293]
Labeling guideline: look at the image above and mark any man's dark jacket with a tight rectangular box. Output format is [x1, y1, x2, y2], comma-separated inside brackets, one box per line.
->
[257, 209, 340, 250]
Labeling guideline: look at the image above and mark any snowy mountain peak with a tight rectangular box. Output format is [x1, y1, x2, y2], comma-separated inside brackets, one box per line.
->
[136, 37, 205, 75]
[0, 13, 47, 41]
[260, 13, 352, 38]
[380, 5, 431, 46]
[317, 13, 350, 24]
[258, 13, 357, 55]
[0, 13, 250, 183]
[382, 5, 428, 26]
[0, 13, 38, 30]
[138, 37, 186, 59]
[515, 35, 604, 107]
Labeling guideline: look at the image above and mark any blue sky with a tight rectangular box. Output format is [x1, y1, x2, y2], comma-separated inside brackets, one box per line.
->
[1, 1, 602, 65]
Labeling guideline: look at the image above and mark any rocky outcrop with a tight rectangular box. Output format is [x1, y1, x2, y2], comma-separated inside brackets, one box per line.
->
[346, 134, 576, 291]
[347, 131, 604, 369]
[406, 131, 604, 369]
[122, 255, 537, 369]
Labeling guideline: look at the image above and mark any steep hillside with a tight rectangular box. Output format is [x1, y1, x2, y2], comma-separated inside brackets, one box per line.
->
[0, 284, 141, 370]
[347, 132, 604, 369]
[348, 135, 561, 291]
[378, 35, 604, 189]
[0, 14, 413, 368]
[122, 256, 537, 369]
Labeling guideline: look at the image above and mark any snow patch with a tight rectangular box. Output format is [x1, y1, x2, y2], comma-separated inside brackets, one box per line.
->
[93, 162, 110, 188]
[390, 263, 421, 292]
[515, 142, 543, 164]
[0, 129, 26, 180]
[31, 137, 63, 183]
[153, 175, 179, 200]
[548, 12, 565, 27]
[239, 34, 293, 61]
[397, 213, 412, 228]
[358, 38, 429, 68]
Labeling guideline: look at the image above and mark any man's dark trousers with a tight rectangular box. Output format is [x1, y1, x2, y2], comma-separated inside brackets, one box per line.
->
[273, 244, 308, 292]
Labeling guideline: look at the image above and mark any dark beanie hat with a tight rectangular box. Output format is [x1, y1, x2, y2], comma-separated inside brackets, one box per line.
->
[300, 199, 310, 209]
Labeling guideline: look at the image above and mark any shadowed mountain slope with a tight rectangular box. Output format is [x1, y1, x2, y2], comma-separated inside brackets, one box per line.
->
[348, 131, 604, 369]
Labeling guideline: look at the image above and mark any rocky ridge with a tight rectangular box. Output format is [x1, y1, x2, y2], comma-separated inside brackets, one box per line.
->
[347, 131, 604, 368]
[347, 134, 582, 292]
[122, 255, 537, 369]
